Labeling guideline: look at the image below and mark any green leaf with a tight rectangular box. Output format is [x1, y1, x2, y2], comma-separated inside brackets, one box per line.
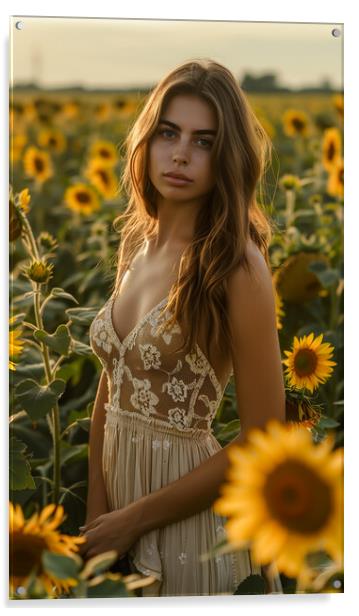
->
[315, 269, 340, 288]
[65, 306, 100, 326]
[15, 378, 66, 420]
[234, 573, 266, 595]
[60, 442, 88, 465]
[82, 551, 119, 578]
[49, 288, 79, 304]
[316, 415, 340, 429]
[34, 324, 71, 356]
[70, 339, 93, 356]
[215, 419, 241, 441]
[42, 550, 81, 580]
[87, 578, 131, 598]
[9, 436, 36, 490]
[307, 260, 328, 273]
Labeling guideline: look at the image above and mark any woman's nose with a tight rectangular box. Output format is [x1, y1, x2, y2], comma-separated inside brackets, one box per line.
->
[172, 140, 190, 164]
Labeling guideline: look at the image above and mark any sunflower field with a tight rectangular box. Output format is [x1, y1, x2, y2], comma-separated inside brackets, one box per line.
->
[9, 89, 344, 598]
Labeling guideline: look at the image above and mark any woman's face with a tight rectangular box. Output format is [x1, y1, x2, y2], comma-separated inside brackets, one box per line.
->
[148, 94, 218, 207]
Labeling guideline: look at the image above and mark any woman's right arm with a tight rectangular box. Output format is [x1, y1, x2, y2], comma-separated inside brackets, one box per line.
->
[84, 369, 110, 525]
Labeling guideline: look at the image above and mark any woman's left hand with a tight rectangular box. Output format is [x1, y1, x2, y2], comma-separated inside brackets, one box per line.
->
[78, 506, 142, 561]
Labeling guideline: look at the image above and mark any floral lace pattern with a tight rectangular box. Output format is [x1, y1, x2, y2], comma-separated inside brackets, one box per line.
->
[89, 294, 232, 434]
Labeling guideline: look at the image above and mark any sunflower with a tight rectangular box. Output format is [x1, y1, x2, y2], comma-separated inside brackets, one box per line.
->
[273, 284, 285, 330]
[282, 333, 337, 393]
[285, 389, 322, 429]
[9, 316, 24, 371]
[213, 420, 343, 589]
[327, 158, 344, 198]
[332, 94, 344, 120]
[10, 133, 28, 164]
[17, 188, 31, 214]
[279, 174, 302, 192]
[61, 100, 80, 120]
[23, 146, 53, 184]
[9, 502, 86, 598]
[64, 183, 100, 215]
[322, 128, 342, 172]
[93, 102, 112, 122]
[283, 109, 309, 138]
[273, 252, 330, 304]
[89, 140, 118, 166]
[84, 159, 119, 200]
[37, 128, 67, 154]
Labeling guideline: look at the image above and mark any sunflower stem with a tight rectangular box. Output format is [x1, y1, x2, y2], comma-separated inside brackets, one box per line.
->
[285, 189, 296, 227]
[14, 199, 62, 506]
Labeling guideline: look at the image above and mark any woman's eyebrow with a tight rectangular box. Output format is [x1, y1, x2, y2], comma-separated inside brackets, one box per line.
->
[158, 119, 217, 136]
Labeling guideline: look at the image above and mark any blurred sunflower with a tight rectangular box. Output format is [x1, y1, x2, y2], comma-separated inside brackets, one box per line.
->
[283, 109, 309, 138]
[10, 133, 28, 164]
[37, 128, 67, 154]
[279, 174, 302, 192]
[61, 100, 80, 120]
[213, 420, 343, 587]
[64, 183, 100, 215]
[84, 159, 119, 200]
[23, 146, 53, 184]
[332, 94, 344, 120]
[322, 128, 342, 172]
[93, 101, 112, 122]
[273, 284, 285, 330]
[89, 140, 119, 166]
[273, 252, 330, 303]
[9, 502, 85, 598]
[327, 158, 344, 198]
[282, 332, 337, 393]
[9, 316, 24, 371]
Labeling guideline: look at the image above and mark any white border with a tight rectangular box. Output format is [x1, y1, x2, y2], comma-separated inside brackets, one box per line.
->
[2, 1, 355, 614]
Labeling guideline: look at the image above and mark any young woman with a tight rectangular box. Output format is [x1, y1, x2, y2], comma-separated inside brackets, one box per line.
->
[79, 58, 286, 597]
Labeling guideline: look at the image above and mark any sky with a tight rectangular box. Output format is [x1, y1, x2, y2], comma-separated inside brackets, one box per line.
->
[10, 16, 343, 90]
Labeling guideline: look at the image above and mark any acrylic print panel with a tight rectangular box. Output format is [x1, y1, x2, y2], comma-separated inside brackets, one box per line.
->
[9, 16, 344, 599]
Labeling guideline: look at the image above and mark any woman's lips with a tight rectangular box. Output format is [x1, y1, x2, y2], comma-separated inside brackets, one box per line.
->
[163, 174, 193, 186]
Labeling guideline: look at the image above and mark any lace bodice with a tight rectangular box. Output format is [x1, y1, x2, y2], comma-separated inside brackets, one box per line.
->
[89, 293, 233, 434]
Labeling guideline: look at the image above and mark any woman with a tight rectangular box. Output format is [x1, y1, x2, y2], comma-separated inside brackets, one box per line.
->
[79, 58, 286, 596]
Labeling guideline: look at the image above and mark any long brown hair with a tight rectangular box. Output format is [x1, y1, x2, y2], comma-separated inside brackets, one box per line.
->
[111, 58, 278, 366]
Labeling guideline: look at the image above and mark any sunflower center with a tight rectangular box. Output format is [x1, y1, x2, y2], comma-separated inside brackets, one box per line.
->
[294, 348, 318, 377]
[263, 459, 332, 533]
[327, 142, 336, 161]
[292, 118, 305, 132]
[96, 169, 109, 186]
[49, 137, 57, 147]
[99, 148, 111, 158]
[75, 190, 91, 204]
[10, 533, 46, 577]
[339, 168, 344, 184]
[34, 157, 45, 172]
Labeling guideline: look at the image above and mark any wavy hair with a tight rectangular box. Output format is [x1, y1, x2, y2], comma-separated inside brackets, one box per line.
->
[111, 58, 278, 366]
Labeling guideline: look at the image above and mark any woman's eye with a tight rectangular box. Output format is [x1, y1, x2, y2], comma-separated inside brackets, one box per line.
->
[197, 138, 212, 148]
[158, 129, 212, 148]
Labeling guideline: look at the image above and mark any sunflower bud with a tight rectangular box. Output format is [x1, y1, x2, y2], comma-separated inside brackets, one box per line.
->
[9, 198, 23, 242]
[23, 259, 54, 283]
[17, 188, 31, 213]
[38, 231, 58, 252]
[279, 174, 302, 192]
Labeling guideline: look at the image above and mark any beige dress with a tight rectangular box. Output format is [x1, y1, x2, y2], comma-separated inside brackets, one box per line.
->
[89, 292, 283, 597]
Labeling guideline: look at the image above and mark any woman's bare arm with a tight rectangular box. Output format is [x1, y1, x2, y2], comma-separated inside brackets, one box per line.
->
[85, 369, 110, 524]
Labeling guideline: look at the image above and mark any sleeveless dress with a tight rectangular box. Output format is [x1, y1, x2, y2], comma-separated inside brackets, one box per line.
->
[89, 291, 283, 597]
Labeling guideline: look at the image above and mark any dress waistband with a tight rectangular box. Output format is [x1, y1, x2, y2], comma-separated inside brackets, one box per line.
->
[104, 403, 212, 441]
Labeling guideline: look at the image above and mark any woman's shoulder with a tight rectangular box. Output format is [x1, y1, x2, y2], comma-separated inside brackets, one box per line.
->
[227, 239, 272, 306]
